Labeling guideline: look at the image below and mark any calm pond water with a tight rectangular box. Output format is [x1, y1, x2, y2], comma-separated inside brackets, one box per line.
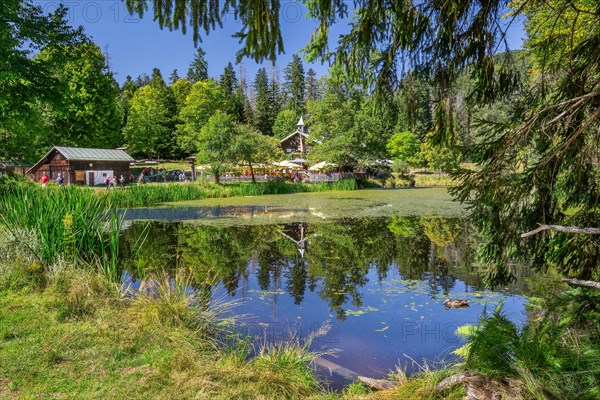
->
[121, 189, 532, 384]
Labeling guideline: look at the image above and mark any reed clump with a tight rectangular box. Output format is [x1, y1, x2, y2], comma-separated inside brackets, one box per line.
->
[101, 180, 358, 208]
[0, 185, 122, 280]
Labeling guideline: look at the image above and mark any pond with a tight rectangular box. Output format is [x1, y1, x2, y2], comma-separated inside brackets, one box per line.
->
[120, 189, 533, 385]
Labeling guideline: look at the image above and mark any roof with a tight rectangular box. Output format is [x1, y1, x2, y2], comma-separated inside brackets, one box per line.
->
[54, 146, 134, 162]
[27, 146, 134, 174]
[297, 116, 304, 126]
[280, 130, 309, 143]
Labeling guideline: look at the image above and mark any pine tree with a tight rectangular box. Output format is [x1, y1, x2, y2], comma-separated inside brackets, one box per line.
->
[134, 73, 151, 88]
[237, 64, 253, 124]
[169, 68, 180, 85]
[219, 62, 244, 122]
[150, 67, 167, 89]
[187, 47, 208, 83]
[253, 68, 272, 136]
[269, 63, 282, 126]
[283, 54, 305, 113]
[120, 75, 137, 129]
[305, 68, 319, 101]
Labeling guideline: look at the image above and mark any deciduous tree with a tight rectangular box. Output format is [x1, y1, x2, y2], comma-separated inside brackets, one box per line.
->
[177, 80, 226, 155]
[38, 42, 122, 149]
[272, 109, 299, 139]
[197, 110, 235, 183]
[0, 0, 84, 159]
[123, 85, 170, 158]
[232, 124, 282, 182]
[386, 131, 424, 168]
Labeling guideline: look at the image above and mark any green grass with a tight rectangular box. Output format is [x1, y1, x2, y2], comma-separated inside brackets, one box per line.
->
[413, 173, 454, 187]
[0, 268, 326, 399]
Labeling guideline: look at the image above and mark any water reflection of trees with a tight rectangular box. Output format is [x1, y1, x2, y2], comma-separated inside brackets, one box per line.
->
[122, 217, 497, 319]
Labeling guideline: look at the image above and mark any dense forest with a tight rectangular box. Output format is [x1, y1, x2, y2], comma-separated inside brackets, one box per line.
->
[2, 0, 525, 176]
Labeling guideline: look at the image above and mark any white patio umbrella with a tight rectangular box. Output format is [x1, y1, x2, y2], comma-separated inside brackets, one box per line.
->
[308, 161, 336, 171]
[273, 160, 301, 168]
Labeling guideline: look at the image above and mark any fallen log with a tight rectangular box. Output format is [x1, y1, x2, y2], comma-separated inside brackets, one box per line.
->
[436, 372, 473, 392]
[357, 376, 400, 391]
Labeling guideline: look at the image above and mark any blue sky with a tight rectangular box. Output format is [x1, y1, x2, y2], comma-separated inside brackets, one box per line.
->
[34, 1, 526, 85]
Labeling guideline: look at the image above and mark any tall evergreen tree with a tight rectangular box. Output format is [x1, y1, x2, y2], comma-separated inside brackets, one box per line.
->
[237, 64, 253, 124]
[120, 75, 137, 131]
[187, 47, 208, 83]
[219, 62, 244, 122]
[305, 68, 319, 101]
[150, 68, 167, 89]
[169, 68, 180, 85]
[134, 73, 151, 88]
[252, 68, 272, 136]
[148, 67, 179, 158]
[283, 54, 305, 113]
[269, 63, 283, 125]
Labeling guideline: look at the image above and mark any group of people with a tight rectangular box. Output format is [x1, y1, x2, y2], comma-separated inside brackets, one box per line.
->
[105, 174, 128, 189]
[40, 172, 63, 188]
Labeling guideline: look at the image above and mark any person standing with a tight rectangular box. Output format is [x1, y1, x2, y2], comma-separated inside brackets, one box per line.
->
[55, 173, 64, 186]
[111, 176, 117, 189]
[105, 175, 111, 189]
[119, 175, 125, 187]
[41, 172, 49, 188]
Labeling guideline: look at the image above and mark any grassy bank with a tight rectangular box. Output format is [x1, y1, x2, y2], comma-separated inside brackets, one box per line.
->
[0, 269, 321, 399]
[3, 264, 598, 399]
[0, 263, 467, 399]
[102, 179, 357, 208]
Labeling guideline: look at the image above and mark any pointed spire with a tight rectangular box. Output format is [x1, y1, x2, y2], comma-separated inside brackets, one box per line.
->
[297, 116, 304, 132]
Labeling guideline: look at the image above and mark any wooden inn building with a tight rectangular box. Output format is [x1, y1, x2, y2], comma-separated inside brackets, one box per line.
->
[27, 146, 133, 186]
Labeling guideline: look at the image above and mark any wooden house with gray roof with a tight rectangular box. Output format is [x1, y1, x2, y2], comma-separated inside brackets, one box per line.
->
[27, 146, 133, 186]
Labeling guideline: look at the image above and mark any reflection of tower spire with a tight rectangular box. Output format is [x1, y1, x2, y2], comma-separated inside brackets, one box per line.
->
[278, 223, 307, 258]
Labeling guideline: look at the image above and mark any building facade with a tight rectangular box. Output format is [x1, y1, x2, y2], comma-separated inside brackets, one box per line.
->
[27, 146, 133, 186]
[280, 117, 309, 161]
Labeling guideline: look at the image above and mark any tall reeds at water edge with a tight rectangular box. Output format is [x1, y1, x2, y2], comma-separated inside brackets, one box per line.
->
[102, 180, 358, 207]
[0, 185, 122, 280]
[0, 180, 357, 279]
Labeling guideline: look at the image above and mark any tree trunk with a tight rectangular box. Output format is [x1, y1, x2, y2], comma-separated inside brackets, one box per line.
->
[521, 224, 600, 238]
[249, 161, 256, 183]
[562, 278, 600, 290]
[214, 172, 220, 184]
